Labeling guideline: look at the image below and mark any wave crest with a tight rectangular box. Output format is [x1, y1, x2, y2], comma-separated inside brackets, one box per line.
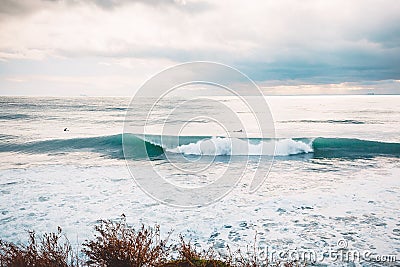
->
[169, 137, 313, 156]
[0, 134, 398, 159]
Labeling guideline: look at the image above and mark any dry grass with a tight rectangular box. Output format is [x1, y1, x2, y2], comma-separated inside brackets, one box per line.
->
[163, 236, 229, 267]
[82, 215, 169, 267]
[0, 216, 302, 267]
[0, 226, 77, 267]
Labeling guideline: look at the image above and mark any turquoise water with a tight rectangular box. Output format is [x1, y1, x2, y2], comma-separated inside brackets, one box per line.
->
[0, 95, 399, 266]
[1, 134, 400, 159]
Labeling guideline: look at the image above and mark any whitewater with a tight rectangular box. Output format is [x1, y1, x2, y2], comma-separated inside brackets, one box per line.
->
[0, 95, 399, 266]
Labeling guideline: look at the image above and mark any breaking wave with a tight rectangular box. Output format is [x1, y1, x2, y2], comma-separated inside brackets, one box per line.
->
[0, 134, 399, 160]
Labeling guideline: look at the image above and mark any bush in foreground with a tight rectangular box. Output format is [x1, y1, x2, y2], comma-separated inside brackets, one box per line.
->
[82, 217, 169, 267]
[0, 216, 301, 267]
[0, 227, 77, 267]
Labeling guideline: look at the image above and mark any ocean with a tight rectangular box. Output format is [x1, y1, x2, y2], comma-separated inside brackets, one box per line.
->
[0, 95, 399, 266]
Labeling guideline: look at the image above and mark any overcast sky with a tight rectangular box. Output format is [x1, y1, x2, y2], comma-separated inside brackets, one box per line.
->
[0, 0, 399, 95]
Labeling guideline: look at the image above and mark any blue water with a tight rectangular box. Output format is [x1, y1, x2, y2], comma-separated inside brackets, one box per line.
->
[0, 95, 399, 266]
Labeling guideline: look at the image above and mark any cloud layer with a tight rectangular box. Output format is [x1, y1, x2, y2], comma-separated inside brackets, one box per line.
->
[0, 0, 399, 95]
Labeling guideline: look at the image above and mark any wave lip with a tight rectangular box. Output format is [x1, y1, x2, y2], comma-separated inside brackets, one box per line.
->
[168, 137, 313, 156]
[0, 134, 399, 160]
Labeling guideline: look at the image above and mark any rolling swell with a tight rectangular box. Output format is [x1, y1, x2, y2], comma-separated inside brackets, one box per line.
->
[312, 137, 400, 158]
[0, 134, 398, 160]
[0, 114, 31, 120]
[0, 134, 164, 160]
[162, 137, 400, 158]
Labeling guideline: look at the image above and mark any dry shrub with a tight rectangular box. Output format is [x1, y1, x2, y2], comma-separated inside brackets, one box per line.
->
[162, 236, 229, 267]
[82, 216, 169, 267]
[0, 226, 76, 267]
[1, 216, 302, 267]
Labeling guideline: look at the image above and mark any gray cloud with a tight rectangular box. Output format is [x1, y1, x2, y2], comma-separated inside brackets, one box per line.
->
[0, 0, 44, 16]
[77, 0, 213, 13]
[77, 0, 198, 9]
[0, 0, 399, 91]
[0, 0, 211, 17]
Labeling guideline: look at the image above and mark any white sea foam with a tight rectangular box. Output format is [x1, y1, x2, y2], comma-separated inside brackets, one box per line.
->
[274, 138, 314, 156]
[168, 137, 313, 156]
[1, 96, 400, 265]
